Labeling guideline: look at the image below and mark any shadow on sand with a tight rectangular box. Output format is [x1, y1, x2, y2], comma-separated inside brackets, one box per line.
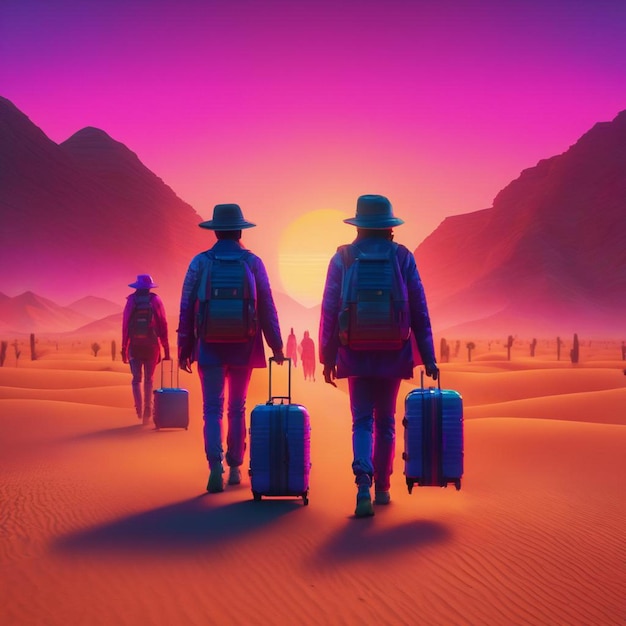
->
[67, 423, 186, 442]
[311, 512, 452, 567]
[53, 495, 302, 554]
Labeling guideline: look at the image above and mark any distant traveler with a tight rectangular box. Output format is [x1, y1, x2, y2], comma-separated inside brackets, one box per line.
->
[319, 194, 439, 517]
[122, 274, 171, 425]
[286, 328, 298, 367]
[177, 204, 285, 493]
[299, 330, 316, 381]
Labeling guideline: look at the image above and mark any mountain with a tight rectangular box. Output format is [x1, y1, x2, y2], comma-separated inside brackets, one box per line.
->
[0, 291, 94, 334]
[415, 110, 626, 339]
[0, 288, 318, 338]
[66, 295, 123, 319]
[0, 96, 212, 310]
[69, 312, 123, 339]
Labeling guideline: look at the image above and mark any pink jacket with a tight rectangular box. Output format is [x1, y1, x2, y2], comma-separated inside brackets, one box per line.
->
[122, 290, 170, 360]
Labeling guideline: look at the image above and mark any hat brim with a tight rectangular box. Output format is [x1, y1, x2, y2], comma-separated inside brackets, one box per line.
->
[343, 217, 404, 228]
[128, 282, 158, 289]
[198, 220, 256, 231]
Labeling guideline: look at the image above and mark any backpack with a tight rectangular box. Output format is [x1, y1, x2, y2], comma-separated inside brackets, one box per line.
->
[196, 250, 258, 343]
[129, 293, 159, 357]
[337, 242, 411, 350]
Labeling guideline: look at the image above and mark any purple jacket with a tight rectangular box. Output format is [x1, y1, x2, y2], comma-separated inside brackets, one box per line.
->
[319, 235, 436, 379]
[122, 291, 170, 360]
[177, 239, 283, 368]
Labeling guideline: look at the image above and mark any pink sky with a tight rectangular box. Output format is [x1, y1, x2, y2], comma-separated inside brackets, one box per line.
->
[2, 0, 625, 272]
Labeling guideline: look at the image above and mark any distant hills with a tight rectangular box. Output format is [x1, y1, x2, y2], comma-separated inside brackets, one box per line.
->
[1, 95, 625, 339]
[0, 288, 317, 340]
[415, 110, 626, 338]
[0, 291, 118, 335]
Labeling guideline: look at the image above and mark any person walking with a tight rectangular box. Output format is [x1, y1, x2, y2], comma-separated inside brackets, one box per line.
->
[121, 274, 170, 425]
[319, 194, 439, 517]
[177, 204, 285, 493]
[299, 330, 316, 381]
[286, 327, 298, 367]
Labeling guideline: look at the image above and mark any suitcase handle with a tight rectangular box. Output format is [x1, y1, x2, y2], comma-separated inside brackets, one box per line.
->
[160, 358, 180, 389]
[421, 369, 441, 390]
[268, 357, 291, 405]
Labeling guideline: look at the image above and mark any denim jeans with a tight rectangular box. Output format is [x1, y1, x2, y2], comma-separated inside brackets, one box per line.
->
[198, 365, 253, 470]
[348, 376, 402, 491]
[130, 356, 159, 416]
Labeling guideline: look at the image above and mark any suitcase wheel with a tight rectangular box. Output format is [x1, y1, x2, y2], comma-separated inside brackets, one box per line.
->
[253, 491, 262, 502]
[406, 478, 415, 494]
[454, 479, 461, 491]
[302, 492, 309, 506]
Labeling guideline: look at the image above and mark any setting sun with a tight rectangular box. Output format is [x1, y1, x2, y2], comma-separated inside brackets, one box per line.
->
[278, 209, 352, 308]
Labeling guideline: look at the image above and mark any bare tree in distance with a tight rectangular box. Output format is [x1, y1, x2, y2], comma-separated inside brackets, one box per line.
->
[570, 333, 580, 364]
[13, 340, 21, 367]
[506, 335, 514, 361]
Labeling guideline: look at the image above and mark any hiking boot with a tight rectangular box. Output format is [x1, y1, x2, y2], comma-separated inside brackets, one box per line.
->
[206, 465, 224, 493]
[227, 466, 242, 486]
[355, 485, 374, 518]
[374, 490, 391, 505]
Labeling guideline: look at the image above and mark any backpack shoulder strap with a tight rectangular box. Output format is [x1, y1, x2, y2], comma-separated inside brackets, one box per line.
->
[239, 250, 256, 299]
[338, 244, 359, 304]
[198, 250, 214, 302]
[338, 244, 356, 269]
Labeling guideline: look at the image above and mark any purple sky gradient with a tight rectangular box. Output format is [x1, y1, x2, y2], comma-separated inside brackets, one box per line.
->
[2, 0, 625, 280]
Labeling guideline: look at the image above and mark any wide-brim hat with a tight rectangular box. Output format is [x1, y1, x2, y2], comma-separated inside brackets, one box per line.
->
[129, 274, 158, 289]
[199, 203, 256, 231]
[343, 194, 404, 229]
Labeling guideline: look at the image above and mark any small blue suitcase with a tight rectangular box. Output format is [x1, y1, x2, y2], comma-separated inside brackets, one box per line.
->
[403, 372, 463, 492]
[153, 360, 189, 430]
[249, 357, 311, 505]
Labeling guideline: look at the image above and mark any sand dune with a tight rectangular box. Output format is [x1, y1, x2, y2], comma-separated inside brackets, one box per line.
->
[465, 387, 626, 424]
[1, 344, 624, 625]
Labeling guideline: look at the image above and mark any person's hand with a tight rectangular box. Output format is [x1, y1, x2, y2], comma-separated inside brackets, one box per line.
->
[424, 362, 439, 381]
[121, 349, 128, 364]
[323, 364, 337, 387]
[272, 349, 285, 365]
[179, 357, 193, 373]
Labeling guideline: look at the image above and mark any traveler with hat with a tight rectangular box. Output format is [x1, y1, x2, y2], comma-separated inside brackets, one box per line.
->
[319, 194, 439, 517]
[177, 204, 285, 493]
[122, 274, 171, 425]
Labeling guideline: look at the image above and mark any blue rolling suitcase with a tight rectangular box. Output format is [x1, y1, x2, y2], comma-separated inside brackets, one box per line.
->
[403, 372, 463, 492]
[153, 360, 189, 430]
[249, 357, 311, 505]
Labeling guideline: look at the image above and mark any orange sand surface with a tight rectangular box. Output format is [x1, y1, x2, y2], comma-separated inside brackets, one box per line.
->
[1, 343, 625, 625]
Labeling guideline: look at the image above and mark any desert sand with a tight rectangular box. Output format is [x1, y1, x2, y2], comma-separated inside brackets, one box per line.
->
[1, 339, 625, 626]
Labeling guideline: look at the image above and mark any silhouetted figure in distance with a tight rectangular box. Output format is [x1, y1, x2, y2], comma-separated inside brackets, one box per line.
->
[299, 330, 316, 381]
[286, 327, 298, 367]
